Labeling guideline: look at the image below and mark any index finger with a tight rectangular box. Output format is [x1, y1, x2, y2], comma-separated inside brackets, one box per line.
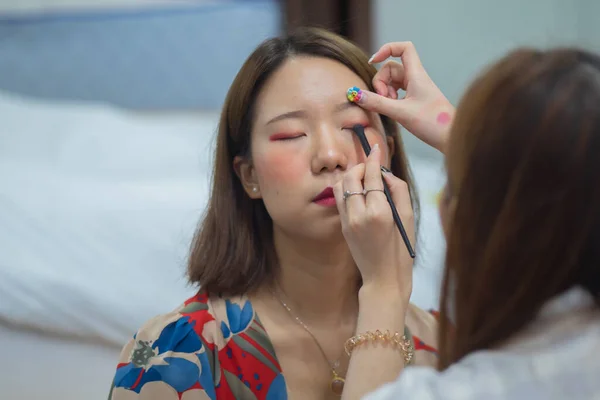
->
[369, 41, 423, 74]
[373, 60, 406, 97]
[363, 144, 385, 197]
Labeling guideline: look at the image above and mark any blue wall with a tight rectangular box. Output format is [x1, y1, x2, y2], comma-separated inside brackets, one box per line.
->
[0, 2, 282, 110]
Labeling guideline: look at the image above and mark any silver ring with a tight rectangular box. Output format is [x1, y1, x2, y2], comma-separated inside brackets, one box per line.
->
[364, 188, 385, 195]
[343, 190, 365, 201]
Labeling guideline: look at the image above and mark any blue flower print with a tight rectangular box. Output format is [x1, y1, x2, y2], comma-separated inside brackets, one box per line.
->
[114, 316, 204, 394]
[220, 299, 254, 338]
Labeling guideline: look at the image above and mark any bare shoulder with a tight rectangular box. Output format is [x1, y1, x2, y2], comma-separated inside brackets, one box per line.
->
[405, 303, 440, 367]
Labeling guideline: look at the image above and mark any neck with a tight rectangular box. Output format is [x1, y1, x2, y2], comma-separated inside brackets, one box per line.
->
[269, 228, 360, 326]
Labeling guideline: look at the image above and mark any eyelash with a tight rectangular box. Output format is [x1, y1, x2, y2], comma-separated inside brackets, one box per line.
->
[342, 123, 370, 131]
[270, 133, 305, 141]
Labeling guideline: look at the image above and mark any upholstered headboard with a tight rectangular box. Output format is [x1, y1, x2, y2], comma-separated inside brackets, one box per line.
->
[0, 1, 281, 110]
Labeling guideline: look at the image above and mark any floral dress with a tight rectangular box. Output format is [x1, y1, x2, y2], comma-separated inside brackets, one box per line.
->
[109, 290, 439, 400]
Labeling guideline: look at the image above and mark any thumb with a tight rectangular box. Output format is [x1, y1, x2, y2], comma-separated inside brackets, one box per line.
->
[347, 86, 414, 125]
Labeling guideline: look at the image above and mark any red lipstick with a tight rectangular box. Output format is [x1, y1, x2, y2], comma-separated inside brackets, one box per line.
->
[313, 187, 336, 207]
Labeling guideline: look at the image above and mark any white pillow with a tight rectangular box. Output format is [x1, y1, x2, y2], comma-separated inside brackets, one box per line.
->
[0, 91, 216, 345]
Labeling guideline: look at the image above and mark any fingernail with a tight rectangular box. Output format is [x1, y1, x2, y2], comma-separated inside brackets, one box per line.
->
[372, 143, 380, 153]
[346, 86, 364, 103]
[368, 54, 375, 64]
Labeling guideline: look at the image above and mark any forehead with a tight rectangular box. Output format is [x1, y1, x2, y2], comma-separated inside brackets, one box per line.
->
[254, 56, 367, 122]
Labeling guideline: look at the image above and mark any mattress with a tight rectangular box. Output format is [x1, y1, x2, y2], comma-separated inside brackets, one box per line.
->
[0, 323, 122, 400]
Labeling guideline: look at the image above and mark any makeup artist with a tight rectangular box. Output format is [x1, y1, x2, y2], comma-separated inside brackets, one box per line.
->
[338, 41, 600, 400]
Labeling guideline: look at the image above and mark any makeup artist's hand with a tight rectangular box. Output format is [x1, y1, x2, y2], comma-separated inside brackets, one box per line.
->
[351, 42, 455, 153]
[333, 144, 414, 301]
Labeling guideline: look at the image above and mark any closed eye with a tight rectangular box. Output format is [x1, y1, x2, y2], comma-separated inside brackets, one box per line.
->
[269, 133, 306, 141]
[342, 123, 370, 131]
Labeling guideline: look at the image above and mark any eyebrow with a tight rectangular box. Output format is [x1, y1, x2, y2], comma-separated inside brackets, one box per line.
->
[265, 102, 361, 125]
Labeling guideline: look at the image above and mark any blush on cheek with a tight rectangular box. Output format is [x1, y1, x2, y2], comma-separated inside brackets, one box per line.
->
[254, 150, 304, 184]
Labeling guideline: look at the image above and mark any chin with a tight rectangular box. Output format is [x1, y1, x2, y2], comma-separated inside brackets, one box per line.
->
[276, 216, 344, 243]
[305, 217, 344, 242]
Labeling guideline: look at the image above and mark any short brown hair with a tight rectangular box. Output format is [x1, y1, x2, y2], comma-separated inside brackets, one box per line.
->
[187, 27, 418, 296]
[438, 48, 600, 369]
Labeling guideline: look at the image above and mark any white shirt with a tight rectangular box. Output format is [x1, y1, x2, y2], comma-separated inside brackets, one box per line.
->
[364, 287, 600, 400]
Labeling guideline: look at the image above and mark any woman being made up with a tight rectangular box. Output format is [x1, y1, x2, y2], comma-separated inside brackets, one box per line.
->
[339, 42, 600, 399]
[109, 28, 438, 400]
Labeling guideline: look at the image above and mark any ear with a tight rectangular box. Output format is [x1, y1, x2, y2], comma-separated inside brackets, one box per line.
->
[385, 135, 396, 166]
[233, 155, 262, 199]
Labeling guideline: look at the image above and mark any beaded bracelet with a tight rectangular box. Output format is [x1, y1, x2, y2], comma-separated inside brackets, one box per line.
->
[344, 328, 415, 366]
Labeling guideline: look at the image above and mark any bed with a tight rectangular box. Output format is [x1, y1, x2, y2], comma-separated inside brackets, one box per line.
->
[0, 3, 445, 399]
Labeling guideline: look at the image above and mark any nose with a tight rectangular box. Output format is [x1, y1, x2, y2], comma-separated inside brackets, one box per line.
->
[310, 125, 349, 174]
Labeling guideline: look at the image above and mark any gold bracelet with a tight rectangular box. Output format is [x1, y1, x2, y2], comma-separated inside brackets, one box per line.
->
[344, 329, 415, 365]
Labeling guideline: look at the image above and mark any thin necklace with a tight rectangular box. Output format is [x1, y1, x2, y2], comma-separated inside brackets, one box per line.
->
[271, 288, 347, 396]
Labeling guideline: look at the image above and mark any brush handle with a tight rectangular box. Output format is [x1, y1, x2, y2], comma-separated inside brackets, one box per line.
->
[351, 125, 415, 258]
[382, 179, 416, 258]
[356, 130, 372, 154]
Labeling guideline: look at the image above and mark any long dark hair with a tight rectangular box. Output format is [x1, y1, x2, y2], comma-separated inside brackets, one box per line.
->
[438, 48, 600, 369]
[187, 27, 418, 296]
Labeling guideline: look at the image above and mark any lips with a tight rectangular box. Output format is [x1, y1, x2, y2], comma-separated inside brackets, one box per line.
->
[313, 187, 335, 202]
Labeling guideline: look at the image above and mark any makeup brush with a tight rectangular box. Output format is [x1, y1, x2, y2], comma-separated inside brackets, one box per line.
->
[351, 124, 416, 258]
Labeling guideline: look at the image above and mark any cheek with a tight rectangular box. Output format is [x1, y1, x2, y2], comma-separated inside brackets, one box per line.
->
[253, 149, 305, 187]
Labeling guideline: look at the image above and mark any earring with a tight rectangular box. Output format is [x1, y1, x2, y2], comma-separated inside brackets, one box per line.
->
[252, 187, 258, 193]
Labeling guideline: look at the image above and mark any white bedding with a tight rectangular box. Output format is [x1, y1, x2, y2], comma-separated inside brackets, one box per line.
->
[0, 90, 445, 348]
[0, 92, 212, 346]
